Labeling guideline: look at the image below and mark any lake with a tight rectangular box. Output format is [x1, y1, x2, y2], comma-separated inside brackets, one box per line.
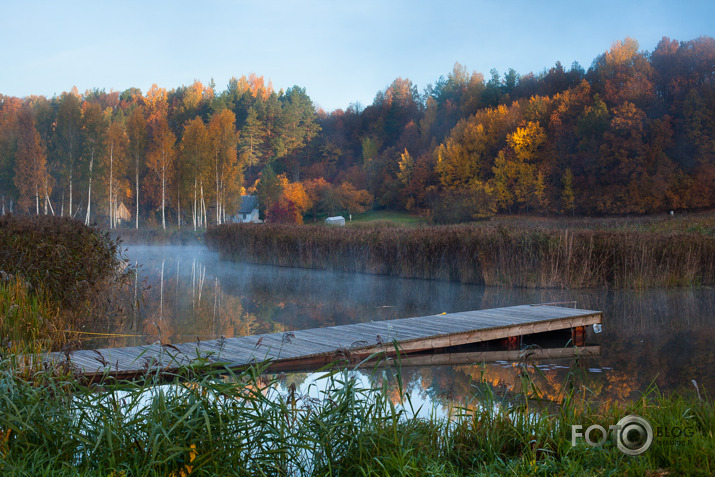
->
[107, 244, 714, 409]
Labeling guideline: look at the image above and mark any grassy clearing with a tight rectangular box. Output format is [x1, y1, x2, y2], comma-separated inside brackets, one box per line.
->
[347, 210, 428, 227]
[0, 352, 712, 476]
[205, 220, 715, 289]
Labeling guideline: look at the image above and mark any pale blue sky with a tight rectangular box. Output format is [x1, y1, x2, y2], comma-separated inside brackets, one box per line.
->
[2, 0, 713, 111]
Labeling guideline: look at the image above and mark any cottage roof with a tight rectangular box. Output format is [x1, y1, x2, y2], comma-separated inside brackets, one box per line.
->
[238, 195, 259, 214]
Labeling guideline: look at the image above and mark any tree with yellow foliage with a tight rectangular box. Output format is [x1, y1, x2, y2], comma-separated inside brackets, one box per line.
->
[145, 114, 175, 230]
[180, 117, 210, 229]
[491, 150, 514, 213]
[208, 109, 240, 225]
[435, 121, 487, 189]
[506, 121, 546, 163]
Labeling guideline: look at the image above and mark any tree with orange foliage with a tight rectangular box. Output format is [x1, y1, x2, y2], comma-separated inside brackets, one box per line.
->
[0, 96, 22, 213]
[595, 37, 655, 108]
[14, 106, 48, 215]
[281, 180, 311, 223]
[143, 84, 168, 121]
[336, 182, 373, 216]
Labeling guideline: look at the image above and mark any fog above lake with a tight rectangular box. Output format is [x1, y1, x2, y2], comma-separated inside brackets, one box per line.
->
[115, 244, 714, 404]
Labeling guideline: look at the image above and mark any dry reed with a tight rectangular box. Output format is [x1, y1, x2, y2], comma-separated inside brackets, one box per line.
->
[206, 223, 715, 289]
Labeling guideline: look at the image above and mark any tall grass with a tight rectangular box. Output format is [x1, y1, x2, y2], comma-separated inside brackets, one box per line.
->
[1, 352, 712, 476]
[205, 223, 715, 289]
[0, 274, 63, 352]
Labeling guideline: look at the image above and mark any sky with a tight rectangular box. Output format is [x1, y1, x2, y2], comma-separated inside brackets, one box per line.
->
[2, 0, 713, 112]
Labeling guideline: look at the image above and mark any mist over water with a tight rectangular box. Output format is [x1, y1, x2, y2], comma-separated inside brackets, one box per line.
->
[119, 245, 714, 407]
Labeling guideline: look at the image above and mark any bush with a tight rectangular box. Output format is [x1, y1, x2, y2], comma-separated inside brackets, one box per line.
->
[0, 215, 133, 350]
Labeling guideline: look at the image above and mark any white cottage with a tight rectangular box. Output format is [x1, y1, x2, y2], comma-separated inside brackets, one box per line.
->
[235, 195, 260, 223]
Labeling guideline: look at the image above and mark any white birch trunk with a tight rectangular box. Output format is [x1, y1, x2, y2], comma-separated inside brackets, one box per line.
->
[177, 179, 181, 228]
[44, 181, 55, 216]
[85, 149, 94, 226]
[161, 153, 166, 230]
[215, 160, 220, 225]
[193, 178, 197, 231]
[68, 167, 73, 218]
[200, 181, 206, 227]
[109, 142, 114, 229]
[135, 163, 139, 229]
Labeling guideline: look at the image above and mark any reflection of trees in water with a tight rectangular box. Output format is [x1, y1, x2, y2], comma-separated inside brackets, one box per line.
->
[136, 256, 288, 344]
[127, 246, 714, 399]
[360, 348, 710, 410]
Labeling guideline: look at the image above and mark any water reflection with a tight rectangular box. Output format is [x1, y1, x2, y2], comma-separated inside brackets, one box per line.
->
[117, 245, 714, 405]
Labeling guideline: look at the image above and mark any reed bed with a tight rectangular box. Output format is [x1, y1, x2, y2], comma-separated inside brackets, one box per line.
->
[205, 223, 715, 289]
[0, 352, 712, 476]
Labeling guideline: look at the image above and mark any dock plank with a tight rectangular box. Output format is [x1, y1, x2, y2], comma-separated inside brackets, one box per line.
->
[46, 305, 602, 379]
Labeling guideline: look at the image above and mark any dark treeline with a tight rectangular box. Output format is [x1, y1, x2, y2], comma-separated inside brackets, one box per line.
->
[0, 36, 713, 227]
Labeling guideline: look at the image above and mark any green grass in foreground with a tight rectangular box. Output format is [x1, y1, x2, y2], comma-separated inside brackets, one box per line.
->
[0, 353, 713, 476]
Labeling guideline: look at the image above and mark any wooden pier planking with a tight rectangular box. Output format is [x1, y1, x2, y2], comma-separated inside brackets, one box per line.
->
[47, 305, 602, 380]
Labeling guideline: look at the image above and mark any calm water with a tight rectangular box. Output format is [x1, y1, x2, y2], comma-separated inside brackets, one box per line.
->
[109, 245, 714, 407]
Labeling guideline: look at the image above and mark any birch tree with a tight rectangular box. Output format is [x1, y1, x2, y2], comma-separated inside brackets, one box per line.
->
[146, 114, 175, 230]
[104, 119, 129, 228]
[126, 107, 146, 229]
[55, 90, 82, 217]
[208, 109, 240, 224]
[81, 101, 107, 225]
[180, 116, 210, 229]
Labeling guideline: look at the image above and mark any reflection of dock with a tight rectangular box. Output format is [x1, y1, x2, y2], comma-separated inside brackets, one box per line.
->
[49, 305, 602, 380]
[364, 346, 601, 370]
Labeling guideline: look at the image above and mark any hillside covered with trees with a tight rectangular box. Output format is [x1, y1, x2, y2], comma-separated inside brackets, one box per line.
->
[0, 36, 713, 227]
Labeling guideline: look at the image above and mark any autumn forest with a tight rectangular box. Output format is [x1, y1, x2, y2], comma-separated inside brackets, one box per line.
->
[1, 36, 713, 228]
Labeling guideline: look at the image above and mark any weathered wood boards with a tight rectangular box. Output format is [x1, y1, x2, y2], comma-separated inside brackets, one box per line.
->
[47, 304, 602, 380]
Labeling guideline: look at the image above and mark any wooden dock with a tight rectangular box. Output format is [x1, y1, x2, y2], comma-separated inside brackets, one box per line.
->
[48, 304, 602, 380]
